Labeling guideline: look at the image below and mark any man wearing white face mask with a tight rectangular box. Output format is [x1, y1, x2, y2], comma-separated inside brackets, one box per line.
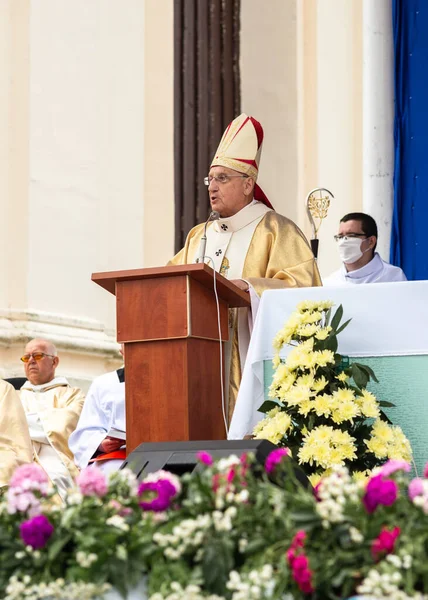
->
[323, 212, 407, 285]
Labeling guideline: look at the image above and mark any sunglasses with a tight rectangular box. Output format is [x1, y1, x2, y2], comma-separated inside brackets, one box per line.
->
[20, 352, 56, 363]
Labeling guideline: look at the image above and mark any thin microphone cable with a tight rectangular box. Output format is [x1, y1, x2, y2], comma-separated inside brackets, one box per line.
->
[205, 256, 228, 437]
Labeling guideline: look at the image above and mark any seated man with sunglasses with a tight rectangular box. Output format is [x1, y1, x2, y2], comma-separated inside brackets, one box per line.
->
[19, 338, 85, 499]
[323, 212, 407, 286]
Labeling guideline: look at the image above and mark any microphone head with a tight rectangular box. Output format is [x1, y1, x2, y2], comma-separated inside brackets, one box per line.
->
[210, 211, 220, 221]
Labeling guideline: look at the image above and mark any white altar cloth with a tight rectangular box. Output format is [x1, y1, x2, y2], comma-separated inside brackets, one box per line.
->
[228, 281, 428, 440]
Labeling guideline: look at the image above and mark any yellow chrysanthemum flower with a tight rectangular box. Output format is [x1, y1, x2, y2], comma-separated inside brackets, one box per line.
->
[352, 470, 371, 484]
[253, 410, 293, 444]
[336, 372, 349, 383]
[314, 327, 332, 341]
[358, 389, 380, 419]
[297, 300, 334, 312]
[365, 437, 388, 459]
[312, 376, 328, 393]
[314, 350, 335, 368]
[297, 399, 313, 416]
[371, 419, 394, 443]
[301, 311, 322, 325]
[297, 324, 320, 338]
[272, 354, 281, 369]
[313, 394, 334, 417]
[284, 384, 312, 407]
[333, 388, 355, 403]
[300, 426, 357, 468]
[331, 400, 360, 424]
[296, 373, 315, 388]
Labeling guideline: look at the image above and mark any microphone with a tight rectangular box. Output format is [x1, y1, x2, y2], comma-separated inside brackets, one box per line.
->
[195, 211, 220, 263]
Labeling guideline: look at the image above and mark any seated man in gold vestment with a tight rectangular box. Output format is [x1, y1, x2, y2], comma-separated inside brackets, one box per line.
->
[19, 338, 85, 499]
[170, 113, 321, 424]
[0, 379, 33, 488]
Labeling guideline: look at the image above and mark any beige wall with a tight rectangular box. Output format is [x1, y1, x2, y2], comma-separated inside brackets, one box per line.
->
[240, 0, 393, 279]
[0, 0, 175, 387]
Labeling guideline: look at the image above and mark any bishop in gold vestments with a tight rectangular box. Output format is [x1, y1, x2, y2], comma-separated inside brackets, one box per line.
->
[170, 114, 321, 423]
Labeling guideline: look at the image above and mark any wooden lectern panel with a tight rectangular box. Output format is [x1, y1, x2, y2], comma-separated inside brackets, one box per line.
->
[116, 276, 188, 341]
[126, 338, 226, 452]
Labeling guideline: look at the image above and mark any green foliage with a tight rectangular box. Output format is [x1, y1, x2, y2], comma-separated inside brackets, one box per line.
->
[255, 300, 411, 478]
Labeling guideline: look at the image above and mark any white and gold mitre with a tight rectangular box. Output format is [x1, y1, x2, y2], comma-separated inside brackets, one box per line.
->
[211, 113, 263, 181]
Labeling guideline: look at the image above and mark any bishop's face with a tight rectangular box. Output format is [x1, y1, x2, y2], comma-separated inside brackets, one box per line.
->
[207, 166, 255, 218]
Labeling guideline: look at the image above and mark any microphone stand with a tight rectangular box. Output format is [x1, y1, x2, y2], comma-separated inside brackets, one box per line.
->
[195, 211, 220, 263]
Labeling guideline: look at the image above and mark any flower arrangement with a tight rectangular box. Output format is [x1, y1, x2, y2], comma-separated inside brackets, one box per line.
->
[1, 452, 428, 599]
[252, 300, 412, 482]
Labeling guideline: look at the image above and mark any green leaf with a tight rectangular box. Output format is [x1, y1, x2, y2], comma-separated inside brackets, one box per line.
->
[202, 538, 233, 595]
[324, 307, 332, 326]
[352, 362, 379, 383]
[323, 335, 338, 353]
[335, 318, 352, 336]
[378, 400, 395, 408]
[379, 411, 393, 424]
[258, 400, 281, 413]
[350, 364, 369, 389]
[48, 535, 72, 561]
[330, 304, 344, 332]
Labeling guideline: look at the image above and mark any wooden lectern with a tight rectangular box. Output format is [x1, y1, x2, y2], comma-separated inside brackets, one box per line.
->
[92, 264, 251, 453]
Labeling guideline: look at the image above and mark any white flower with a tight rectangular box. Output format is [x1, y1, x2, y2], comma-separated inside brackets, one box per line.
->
[76, 551, 98, 568]
[106, 514, 129, 531]
[116, 545, 128, 561]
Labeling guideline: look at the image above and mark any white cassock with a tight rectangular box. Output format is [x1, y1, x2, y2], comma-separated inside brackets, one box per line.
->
[323, 253, 407, 286]
[69, 369, 125, 474]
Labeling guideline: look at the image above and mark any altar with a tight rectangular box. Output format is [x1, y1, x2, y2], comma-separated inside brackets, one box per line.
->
[229, 281, 428, 474]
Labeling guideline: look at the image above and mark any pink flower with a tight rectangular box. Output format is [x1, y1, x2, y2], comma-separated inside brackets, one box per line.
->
[76, 467, 108, 497]
[292, 530, 307, 548]
[197, 451, 213, 466]
[108, 499, 132, 516]
[7, 464, 49, 517]
[293, 554, 309, 572]
[363, 474, 398, 513]
[424, 463, 428, 478]
[408, 478, 424, 501]
[286, 530, 315, 594]
[9, 464, 49, 495]
[265, 448, 289, 474]
[7, 489, 41, 517]
[371, 526, 401, 561]
[138, 479, 177, 512]
[212, 473, 221, 492]
[380, 460, 411, 477]
[138, 470, 181, 512]
[20, 514, 54, 549]
[227, 467, 236, 483]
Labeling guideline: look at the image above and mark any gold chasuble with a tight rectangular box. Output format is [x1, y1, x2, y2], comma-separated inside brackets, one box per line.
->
[0, 380, 33, 488]
[169, 201, 321, 420]
[20, 378, 85, 498]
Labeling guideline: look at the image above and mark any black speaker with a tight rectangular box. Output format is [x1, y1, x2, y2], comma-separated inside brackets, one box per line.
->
[4, 377, 26, 390]
[121, 439, 310, 488]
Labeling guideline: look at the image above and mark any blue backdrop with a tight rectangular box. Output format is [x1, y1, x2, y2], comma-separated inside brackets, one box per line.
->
[391, 0, 428, 280]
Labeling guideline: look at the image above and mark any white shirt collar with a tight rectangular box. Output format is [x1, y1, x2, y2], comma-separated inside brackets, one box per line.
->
[212, 200, 271, 234]
[21, 376, 70, 392]
[344, 253, 382, 280]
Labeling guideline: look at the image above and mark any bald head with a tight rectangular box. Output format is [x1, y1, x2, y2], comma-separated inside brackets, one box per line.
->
[23, 338, 59, 385]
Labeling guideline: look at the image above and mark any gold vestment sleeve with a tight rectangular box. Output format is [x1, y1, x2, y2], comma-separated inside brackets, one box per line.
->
[0, 381, 33, 487]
